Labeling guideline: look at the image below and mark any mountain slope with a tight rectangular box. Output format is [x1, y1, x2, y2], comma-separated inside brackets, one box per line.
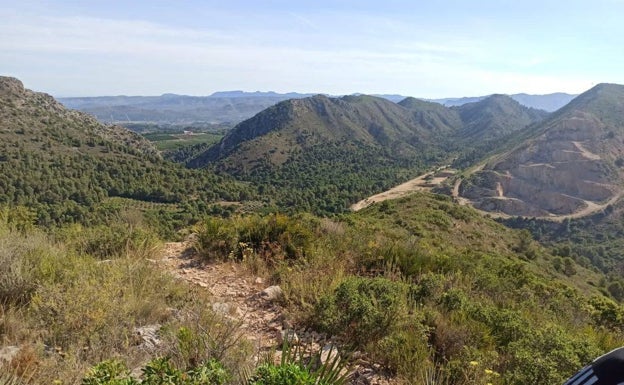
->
[0, 76, 252, 226]
[454, 94, 549, 141]
[458, 83, 624, 217]
[191, 94, 458, 171]
[187, 93, 551, 213]
[187, 94, 464, 213]
[431, 92, 577, 112]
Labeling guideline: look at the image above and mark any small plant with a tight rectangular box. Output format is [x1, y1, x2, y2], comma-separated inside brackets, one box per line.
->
[247, 363, 316, 385]
[247, 342, 350, 385]
[82, 357, 229, 385]
[82, 359, 137, 385]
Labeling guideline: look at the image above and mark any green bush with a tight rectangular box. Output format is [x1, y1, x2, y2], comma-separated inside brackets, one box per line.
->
[504, 325, 600, 385]
[194, 217, 238, 261]
[247, 363, 316, 385]
[82, 357, 229, 385]
[82, 359, 136, 385]
[248, 342, 349, 385]
[194, 214, 316, 263]
[315, 277, 409, 346]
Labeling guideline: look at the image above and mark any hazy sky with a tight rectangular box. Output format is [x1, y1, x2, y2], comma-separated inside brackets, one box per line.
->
[2, 0, 623, 97]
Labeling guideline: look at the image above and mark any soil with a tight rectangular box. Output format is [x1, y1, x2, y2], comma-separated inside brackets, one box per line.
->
[159, 241, 396, 385]
[350, 166, 455, 211]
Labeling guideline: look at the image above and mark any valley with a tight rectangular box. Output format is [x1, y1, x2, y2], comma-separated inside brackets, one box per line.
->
[4, 76, 624, 385]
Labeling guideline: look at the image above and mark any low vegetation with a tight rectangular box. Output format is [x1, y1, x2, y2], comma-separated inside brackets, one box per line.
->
[189, 193, 624, 384]
[142, 132, 223, 151]
[0, 218, 251, 383]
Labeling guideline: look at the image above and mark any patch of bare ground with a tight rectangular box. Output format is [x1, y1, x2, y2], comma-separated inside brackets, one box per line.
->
[351, 166, 455, 211]
[159, 241, 396, 385]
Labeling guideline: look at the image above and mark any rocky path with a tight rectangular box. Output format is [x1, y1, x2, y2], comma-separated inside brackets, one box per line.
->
[160, 242, 284, 352]
[159, 241, 394, 385]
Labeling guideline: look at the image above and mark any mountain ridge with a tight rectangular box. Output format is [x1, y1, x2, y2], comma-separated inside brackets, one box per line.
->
[457, 83, 624, 218]
[58, 90, 572, 128]
[185, 91, 547, 214]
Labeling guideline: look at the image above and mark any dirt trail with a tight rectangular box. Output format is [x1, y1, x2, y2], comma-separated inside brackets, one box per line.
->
[572, 141, 601, 160]
[160, 242, 283, 351]
[159, 242, 394, 384]
[351, 166, 454, 211]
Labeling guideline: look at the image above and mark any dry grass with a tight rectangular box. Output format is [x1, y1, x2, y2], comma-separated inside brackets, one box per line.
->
[0, 224, 252, 384]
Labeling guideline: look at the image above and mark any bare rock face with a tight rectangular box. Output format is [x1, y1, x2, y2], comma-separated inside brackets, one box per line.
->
[458, 87, 624, 218]
[0, 77, 25, 96]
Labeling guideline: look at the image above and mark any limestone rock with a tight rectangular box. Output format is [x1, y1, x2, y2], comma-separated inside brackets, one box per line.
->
[134, 324, 161, 350]
[320, 343, 340, 365]
[276, 329, 299, 345]
[0, 346, 20, 366]
[260, 285, 283, 301]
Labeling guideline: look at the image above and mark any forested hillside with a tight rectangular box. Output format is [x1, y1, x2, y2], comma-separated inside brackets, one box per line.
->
[0, 77, 254, 228]
[187, 93, 547, 214]
[187, 193, 624, 384]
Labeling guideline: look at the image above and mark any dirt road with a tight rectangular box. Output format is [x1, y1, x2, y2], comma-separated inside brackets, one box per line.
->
[350, 167, 455, 211]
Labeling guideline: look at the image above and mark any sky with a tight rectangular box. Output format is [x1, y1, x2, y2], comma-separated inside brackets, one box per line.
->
[1, 0, 623, 98]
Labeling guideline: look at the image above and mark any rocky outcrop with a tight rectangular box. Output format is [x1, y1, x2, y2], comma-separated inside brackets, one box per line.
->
[458, 84, 624, 218]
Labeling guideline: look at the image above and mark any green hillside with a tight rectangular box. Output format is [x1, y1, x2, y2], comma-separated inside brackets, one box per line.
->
[0, 77, 253, 228]
[455, 94, 548, 141]
[191, 192, 623, 384]
[188, 94, 546, 214]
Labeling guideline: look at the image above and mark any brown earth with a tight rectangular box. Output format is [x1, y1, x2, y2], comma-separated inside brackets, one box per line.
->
[351, 166, 455, 211]
[159, 241, 395, 384]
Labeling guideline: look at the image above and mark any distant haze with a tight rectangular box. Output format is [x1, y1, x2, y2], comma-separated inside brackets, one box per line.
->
[59, 90, 576, 127]
[2, 1, 622, 97]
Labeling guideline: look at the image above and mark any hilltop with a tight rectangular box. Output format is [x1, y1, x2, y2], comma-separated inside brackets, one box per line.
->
[454, 94, 548, 141]
[431, 92, 577, 112]
[457, 83, 624, 218]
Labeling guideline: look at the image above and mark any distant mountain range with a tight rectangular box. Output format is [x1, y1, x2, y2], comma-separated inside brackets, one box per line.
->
[58, 91, 576, 129]
[430, 92, 577, 112]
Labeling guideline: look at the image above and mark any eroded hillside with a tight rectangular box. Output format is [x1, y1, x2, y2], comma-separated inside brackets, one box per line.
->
[458, 83, 624, 218]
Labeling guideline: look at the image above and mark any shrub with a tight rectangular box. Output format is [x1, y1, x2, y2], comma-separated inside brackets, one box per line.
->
[247, 363, 316, 385]
[59, 223, 160, 259]
[194, 214, 316, 264]
[504, 325, 600, 385]
[82, 359, 136, 385]
[315, 277, 409, 347]
[0, 234, 37, 305]
[82, 357, 229, 385]
[194, 217, 238, 261]
[248, 342, 349, 385]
